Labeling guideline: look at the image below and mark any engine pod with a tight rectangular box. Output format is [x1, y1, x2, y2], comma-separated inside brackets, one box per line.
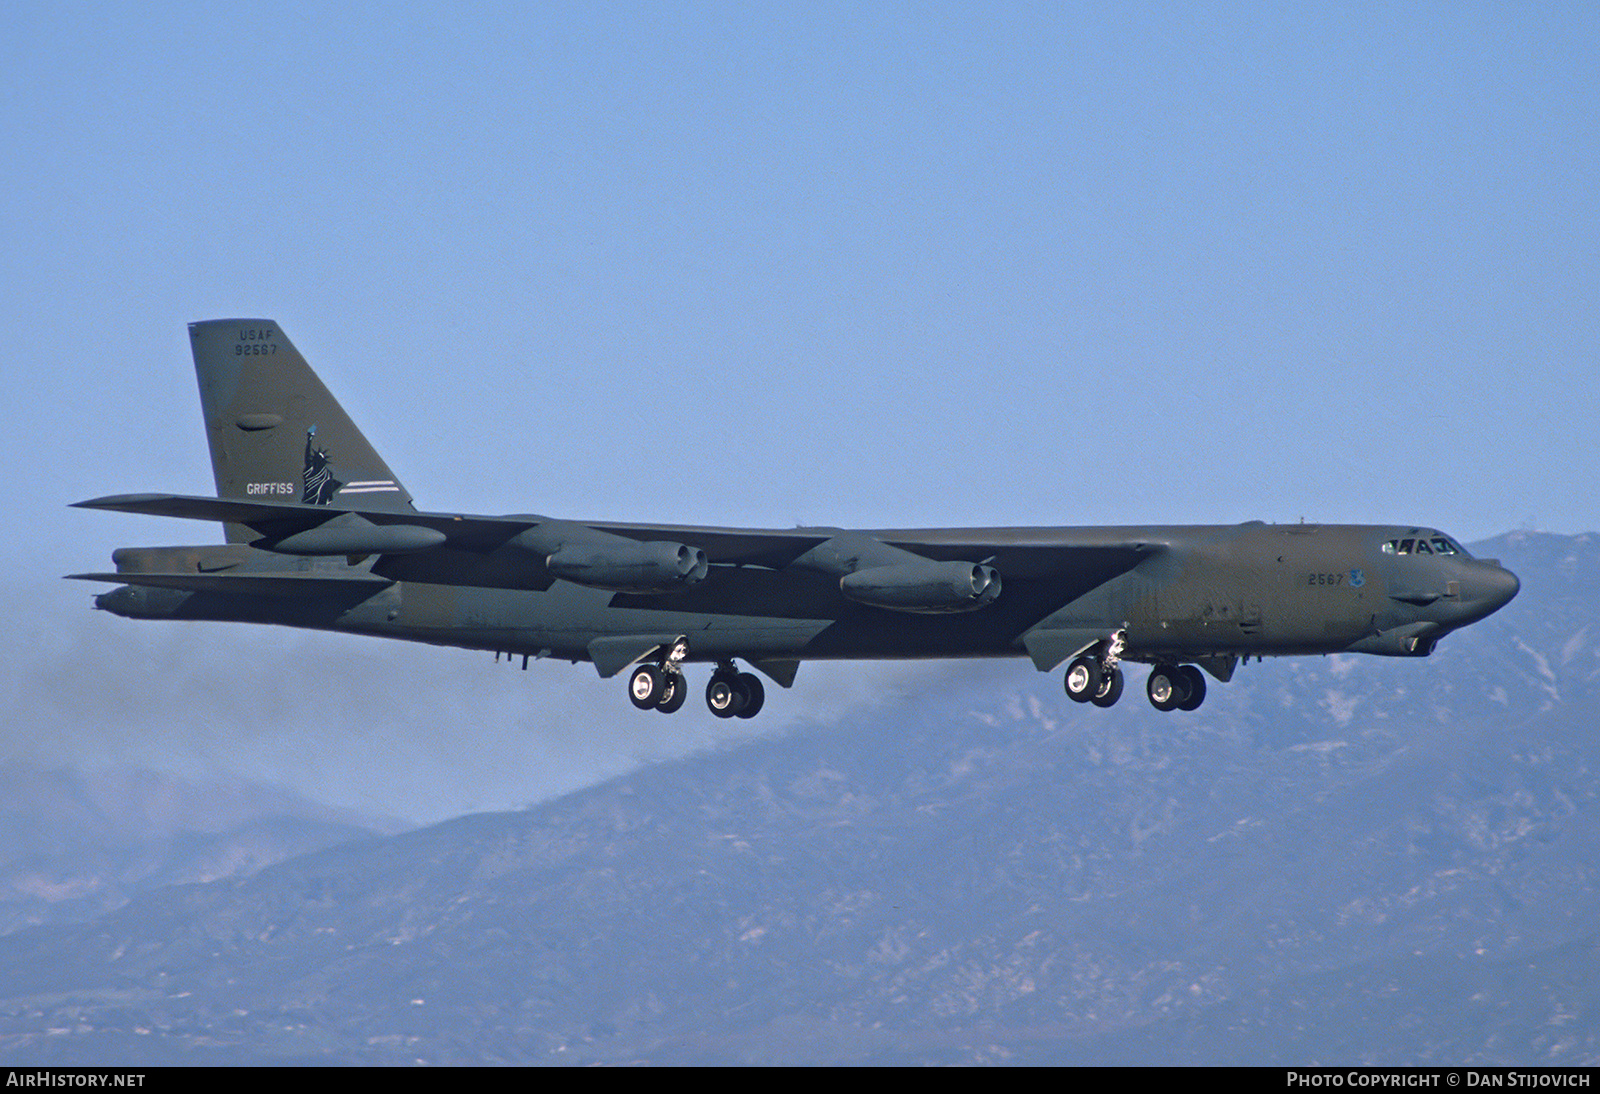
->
[545, 540, 709, 592]
[263, 515, 446, 556]
[839, 561, 1001, 613]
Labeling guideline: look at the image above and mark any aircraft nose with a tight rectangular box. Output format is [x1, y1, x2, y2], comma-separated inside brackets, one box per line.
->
[1466, 562, 1520, 618]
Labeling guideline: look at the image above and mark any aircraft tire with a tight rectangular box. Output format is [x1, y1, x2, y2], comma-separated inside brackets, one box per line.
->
[1091, 665, 1124, 708]
[1177, 665, 1207, 711]
[734, 672, 765, 719]
[1146, 664, 1184, 712]
[629, 664, 667, 710]
[706, 672, 746, 718]
[656, 671, 689, 713]
[1064, 656, 1102, 703]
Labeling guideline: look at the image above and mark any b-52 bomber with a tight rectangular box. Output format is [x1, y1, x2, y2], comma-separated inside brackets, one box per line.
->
[73, 320, 1520, 719]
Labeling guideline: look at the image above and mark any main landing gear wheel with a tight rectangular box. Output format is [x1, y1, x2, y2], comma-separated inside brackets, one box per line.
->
[1176, 665, 1206, 711]
[1063, 656, 1103, 704]
[1065, 629, 1128, 710]
[1146, 663, 1206, 712]
[707, 667, 765, 719]
[629, 634, 692, 713]
[734, 672, 764, 719]
[655, 671, 689, 714]
[1146, 664, 1183, 712]
[630, 664, 690, 713]
[1091, 665, 1124, 708]
[629, 664, 668, 710]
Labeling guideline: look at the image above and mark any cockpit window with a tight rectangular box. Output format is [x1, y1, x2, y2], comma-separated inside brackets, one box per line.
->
[1385, 534, 1471, 557]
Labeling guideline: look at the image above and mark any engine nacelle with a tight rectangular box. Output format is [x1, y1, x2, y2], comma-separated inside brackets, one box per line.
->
[545, 540, 709, 593]
[839, 561, 1002, 614]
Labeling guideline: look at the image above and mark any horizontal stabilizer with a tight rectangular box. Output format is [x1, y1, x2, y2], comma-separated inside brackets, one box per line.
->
[72, 493, 527, 552]
[67, 570, 393, 597]
[74, 492, 328, 524]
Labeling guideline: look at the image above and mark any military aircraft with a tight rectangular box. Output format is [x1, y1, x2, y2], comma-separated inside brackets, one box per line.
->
[72, 320, 1520, 718]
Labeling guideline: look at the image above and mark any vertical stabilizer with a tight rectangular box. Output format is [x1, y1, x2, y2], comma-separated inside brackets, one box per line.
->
[190, 320, 415, 541]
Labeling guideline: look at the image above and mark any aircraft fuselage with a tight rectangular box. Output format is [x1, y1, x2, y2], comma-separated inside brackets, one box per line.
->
[94, 517, 1516, 669]
[76, 320, 1519, 718]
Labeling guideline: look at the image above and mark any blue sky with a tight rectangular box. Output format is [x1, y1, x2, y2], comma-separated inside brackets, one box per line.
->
[3, 3, 1595, 820]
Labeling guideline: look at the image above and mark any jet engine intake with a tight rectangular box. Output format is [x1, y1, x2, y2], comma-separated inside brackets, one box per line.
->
[545, 540, 709, 593]
[839, 561, 1002, 613]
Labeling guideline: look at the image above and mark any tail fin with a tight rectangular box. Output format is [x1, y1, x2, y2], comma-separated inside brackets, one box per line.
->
[189, 320, 415, 541]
